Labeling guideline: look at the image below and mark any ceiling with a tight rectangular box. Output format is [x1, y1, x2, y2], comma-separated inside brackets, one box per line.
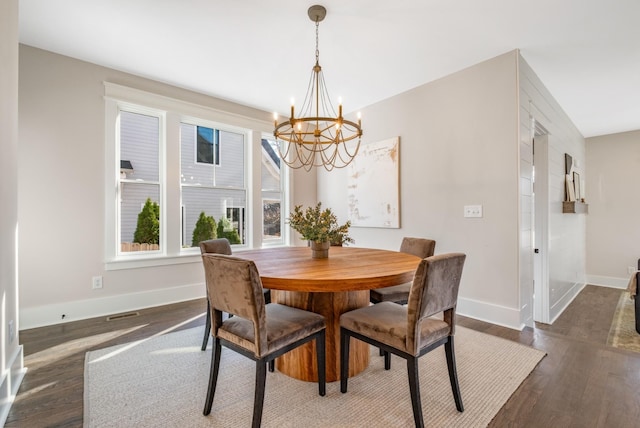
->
[18, 0, 640, 138]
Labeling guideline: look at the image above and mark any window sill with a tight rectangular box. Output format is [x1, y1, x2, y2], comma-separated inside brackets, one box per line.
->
[105, 253, 201, 271]
[105, 244, 290, 271]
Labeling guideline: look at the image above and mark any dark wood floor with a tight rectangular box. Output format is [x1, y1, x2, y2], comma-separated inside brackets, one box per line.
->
[6, 285, 640, 427]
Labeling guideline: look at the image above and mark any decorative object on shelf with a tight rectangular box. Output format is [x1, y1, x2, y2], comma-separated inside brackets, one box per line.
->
[565, 174, 576, 201]
[563, 152, 587, 213]
[287, 202, 353, 258]
[573, 171, 581, 200]
[273, 5, 363, 172]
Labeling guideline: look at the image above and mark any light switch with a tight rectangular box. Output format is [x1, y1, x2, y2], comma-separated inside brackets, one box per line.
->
[464, 205, 483, 218]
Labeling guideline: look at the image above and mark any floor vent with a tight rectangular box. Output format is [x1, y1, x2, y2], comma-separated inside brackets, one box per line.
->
[106, 311, 140, 321]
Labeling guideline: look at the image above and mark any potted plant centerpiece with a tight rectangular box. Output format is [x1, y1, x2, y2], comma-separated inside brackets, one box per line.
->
[287, 203, 353, 258]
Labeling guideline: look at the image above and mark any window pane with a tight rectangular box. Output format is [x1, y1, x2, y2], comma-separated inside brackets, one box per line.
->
[196, 126, 219, 165]
[215, 130, 244, 188]
[263, 200, 281, 240]
[120, 111, 159, 182]
[180, 124, 244, 188]
[119, 110, 161, 253]
[120, 183, 160, 252]
[181, 186, 246, 247]
[261, 137, 283, 244]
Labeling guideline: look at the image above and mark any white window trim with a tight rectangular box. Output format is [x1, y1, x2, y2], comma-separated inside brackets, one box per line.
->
[104, 82, 284, 271]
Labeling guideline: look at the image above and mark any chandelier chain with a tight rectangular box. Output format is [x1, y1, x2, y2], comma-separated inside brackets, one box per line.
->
[315, 20, 320, 65]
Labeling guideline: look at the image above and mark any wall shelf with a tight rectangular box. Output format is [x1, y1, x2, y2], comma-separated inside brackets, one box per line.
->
[563, 201, 588, 214]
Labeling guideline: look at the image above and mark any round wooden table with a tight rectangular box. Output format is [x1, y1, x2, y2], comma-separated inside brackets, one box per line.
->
[237, 246, 421, 382]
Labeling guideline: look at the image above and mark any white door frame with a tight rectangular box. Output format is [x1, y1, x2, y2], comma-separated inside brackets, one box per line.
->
[533, 134, 550, 323]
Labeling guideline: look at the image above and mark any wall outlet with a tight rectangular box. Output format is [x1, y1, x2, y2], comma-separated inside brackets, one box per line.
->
[464, 205, 483, 218]
[8, 320, 15, 343]
[628, 266, 636, 275]
[92, 276, 103, 289]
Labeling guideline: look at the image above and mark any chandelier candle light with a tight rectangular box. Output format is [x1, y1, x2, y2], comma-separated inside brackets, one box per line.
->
[273, 5, 363, 171]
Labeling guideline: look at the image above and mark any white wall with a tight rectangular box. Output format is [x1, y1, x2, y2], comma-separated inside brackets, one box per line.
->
[0, 0, 25, 422]
[518, 56, 587, 323]
[586, 130, 640, 288]
[17, 45, 315, 329]
[319, 51, 523, 328]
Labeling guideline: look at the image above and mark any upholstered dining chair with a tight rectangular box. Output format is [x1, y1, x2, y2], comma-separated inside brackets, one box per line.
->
[199, 239, 232, 351]
[201, 254, 327, 428]
[370, 237, 436, 363]
[199, 238, 272, 351]
[340, 253, 466, 428]
[369, 237, 436, 305]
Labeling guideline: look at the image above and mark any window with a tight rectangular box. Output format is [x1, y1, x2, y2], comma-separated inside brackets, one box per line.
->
[104, 83, 287, 268]
[118, 110, 162, 253]
[261, 137, 284, 245]
[196, 126, 220, 165]
[181, 122, 246, 247]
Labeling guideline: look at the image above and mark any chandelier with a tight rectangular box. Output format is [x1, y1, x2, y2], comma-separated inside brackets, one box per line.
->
[273, 5, 363, 172]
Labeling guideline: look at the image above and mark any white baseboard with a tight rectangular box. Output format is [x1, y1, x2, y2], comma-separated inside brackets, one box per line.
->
[19, 282, 206, 330]
[0, 345, 26, 426]
[549, 282, 586, 324]
[586, 274, 630, 290]
[457, 296, 524, 331]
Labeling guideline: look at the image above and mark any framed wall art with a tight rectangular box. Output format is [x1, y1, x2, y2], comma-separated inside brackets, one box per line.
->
[347, 137, 400, 228]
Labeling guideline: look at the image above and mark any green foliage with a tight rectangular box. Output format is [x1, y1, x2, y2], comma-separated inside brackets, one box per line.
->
[191, 211, 217, 247]
[263, 201, 281, 237]
[287, 202, 353, 245]
[217, 217, 242, 244]
[133, 198, 160, 244]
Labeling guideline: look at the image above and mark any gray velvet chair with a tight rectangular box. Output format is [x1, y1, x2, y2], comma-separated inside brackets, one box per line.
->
[202, 254, 327, 428]
[340, 253, 466, 428]
[199, 239, 233, 351]
[199, 239, 272, 351]
[370, 237, 436, 364]
[369, 237, 436, 305]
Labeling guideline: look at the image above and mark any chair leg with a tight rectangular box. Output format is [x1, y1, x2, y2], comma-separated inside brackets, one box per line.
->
[268, 359, 275, 372]
[340, 328, 350, 393]
[407, 357, 425, 428]
[384, 350, 391, 370]
[203, 338, 222, 415]
[445, 337, 464, 412]
[316, 330, 326, 396]
[201, 299, 211, 351]
[252, 361, 267, 428]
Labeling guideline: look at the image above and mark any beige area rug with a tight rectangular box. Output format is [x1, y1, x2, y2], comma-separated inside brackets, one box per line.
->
[607, 292, 640, 352]
[84, 326, 545, 427]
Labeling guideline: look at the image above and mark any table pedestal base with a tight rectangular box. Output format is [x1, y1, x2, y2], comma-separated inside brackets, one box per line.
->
[272, 289, 370, 382]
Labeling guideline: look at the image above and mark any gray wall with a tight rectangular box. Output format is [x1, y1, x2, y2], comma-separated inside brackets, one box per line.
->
[0, 0, 24, 422]
[319, 51, 522, 327]
[586, 129, 640, 287]
[17, 45, 306, 328]
[318, 50, 587, 329]
[16, 43, 593, 332]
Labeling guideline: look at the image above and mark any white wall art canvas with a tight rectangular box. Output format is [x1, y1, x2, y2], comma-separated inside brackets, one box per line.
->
[347, 137, 400, 228]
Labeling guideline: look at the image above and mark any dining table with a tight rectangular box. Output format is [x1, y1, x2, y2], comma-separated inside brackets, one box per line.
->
[236, 246, 421, 382]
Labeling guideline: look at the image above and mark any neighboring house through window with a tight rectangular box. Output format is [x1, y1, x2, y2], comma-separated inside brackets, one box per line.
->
[180, 122, 246, 247]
